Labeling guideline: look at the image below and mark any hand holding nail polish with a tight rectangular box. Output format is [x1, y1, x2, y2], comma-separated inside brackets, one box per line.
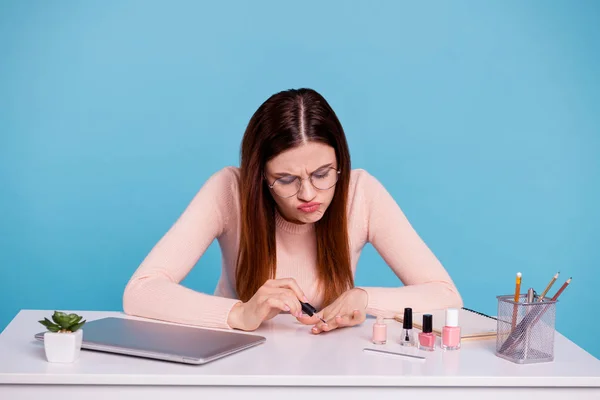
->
[300, 302, 327, 324]
[227, 278, 310, 331]
[296, 287, 368, 334]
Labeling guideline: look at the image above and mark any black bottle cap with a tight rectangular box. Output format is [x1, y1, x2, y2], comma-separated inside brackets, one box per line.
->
[422, 314, 433, 333]
[300, 302, 317, 316]
[402, 307, 413, 329]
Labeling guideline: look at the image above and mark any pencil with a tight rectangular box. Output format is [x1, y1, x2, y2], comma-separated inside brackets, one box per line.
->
[511, 272, 522, 330]
[538, 271, 560, 301]
[550, 277, 572, 301]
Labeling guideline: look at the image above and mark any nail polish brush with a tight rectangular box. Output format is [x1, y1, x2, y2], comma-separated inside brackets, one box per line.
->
[300, 302, 327, 323]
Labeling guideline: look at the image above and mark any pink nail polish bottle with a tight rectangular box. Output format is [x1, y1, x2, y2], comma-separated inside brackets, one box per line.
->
[441, 308, 461, 350]
[372, 317, 387, 345]
[418, 314, 435, 351]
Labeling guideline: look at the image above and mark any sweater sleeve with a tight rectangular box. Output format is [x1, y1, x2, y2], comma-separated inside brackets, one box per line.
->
[122, 167, 241, 329]
[356, 171, 463, 317]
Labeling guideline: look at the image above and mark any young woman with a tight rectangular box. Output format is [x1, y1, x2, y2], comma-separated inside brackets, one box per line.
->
[123, 88, 462, 334]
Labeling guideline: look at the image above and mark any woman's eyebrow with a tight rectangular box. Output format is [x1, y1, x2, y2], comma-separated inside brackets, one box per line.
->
[273, 163, 334, 178]
[272, 170, 295, 178]
[311, 163, 334, 172]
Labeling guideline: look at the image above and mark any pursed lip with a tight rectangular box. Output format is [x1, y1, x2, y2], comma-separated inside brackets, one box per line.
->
[297, 202, 321, 210]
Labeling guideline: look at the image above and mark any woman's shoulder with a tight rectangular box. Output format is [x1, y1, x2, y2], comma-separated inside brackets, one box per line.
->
[204, 166, 241, 189]
[192, 166, 241, 231]
[349, 168, 383, 192]
[194, 166, 241, 209]
[347, 168, 389, 210]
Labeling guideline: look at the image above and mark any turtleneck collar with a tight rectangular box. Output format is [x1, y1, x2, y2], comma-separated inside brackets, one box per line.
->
[275, 209, 315, 235]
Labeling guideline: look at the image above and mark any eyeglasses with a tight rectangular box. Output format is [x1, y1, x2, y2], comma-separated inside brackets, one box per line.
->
[266, 167, 341, 198]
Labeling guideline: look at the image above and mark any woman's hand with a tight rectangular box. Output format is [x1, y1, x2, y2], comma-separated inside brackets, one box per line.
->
[227, 278, 309, 331]
[297, 288, 368, 334]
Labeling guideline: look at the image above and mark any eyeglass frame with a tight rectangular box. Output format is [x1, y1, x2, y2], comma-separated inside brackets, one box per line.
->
[264, 167, 341, 198]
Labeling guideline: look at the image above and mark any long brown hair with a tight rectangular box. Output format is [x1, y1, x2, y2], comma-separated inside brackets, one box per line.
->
[236, 88, 353, 307]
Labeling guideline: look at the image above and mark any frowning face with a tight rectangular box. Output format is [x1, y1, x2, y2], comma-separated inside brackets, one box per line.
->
[264, 142, 339, 224]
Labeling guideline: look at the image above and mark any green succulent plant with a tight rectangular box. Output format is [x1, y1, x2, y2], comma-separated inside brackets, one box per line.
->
[39, 311, 86, 333]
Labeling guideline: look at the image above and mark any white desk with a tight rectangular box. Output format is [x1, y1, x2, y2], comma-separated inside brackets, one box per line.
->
[1, 310, 599, 399]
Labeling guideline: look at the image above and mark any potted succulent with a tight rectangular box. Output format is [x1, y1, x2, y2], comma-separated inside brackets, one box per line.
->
[38, 311, 86, 363]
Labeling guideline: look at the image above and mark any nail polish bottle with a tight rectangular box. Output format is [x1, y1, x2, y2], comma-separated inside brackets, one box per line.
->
[418, 314, 435, 351]
[372, 317, 387, 345]
[441, 308, 461, 350]
[400, 307, 414, 347]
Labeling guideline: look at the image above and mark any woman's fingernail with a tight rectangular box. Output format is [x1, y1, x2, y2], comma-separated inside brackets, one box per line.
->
[303, 296, 309, 302]
[284, 306, 290, 311]
[336, 315, 341, 319]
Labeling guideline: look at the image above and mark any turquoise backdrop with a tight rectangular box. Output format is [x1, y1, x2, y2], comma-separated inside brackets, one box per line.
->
[1, 1, 598, 359]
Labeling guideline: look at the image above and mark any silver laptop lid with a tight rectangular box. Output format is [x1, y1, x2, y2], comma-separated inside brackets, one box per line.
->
[34, 317, 266, 364]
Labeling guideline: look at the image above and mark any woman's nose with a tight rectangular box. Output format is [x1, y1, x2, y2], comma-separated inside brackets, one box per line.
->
[296, 178, 316, 202]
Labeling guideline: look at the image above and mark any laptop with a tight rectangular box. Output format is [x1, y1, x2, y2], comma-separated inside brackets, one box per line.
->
[34, 317, 266, 365]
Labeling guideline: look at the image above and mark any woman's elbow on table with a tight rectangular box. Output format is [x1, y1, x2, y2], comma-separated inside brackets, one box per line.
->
[443, 281, 464, 309]
[122, 277, 148, 317]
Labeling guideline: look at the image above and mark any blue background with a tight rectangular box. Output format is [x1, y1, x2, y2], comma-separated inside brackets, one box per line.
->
[1, 1, 598, 359]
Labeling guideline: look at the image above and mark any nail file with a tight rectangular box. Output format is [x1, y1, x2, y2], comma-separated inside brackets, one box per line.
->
[363, 347, 426, 360]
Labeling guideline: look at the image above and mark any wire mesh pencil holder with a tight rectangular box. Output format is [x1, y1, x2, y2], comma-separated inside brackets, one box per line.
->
[495, 294, 557, 364]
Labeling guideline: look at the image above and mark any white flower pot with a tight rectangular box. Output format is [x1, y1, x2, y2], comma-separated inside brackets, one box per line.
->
[43, 329, 83, 363]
